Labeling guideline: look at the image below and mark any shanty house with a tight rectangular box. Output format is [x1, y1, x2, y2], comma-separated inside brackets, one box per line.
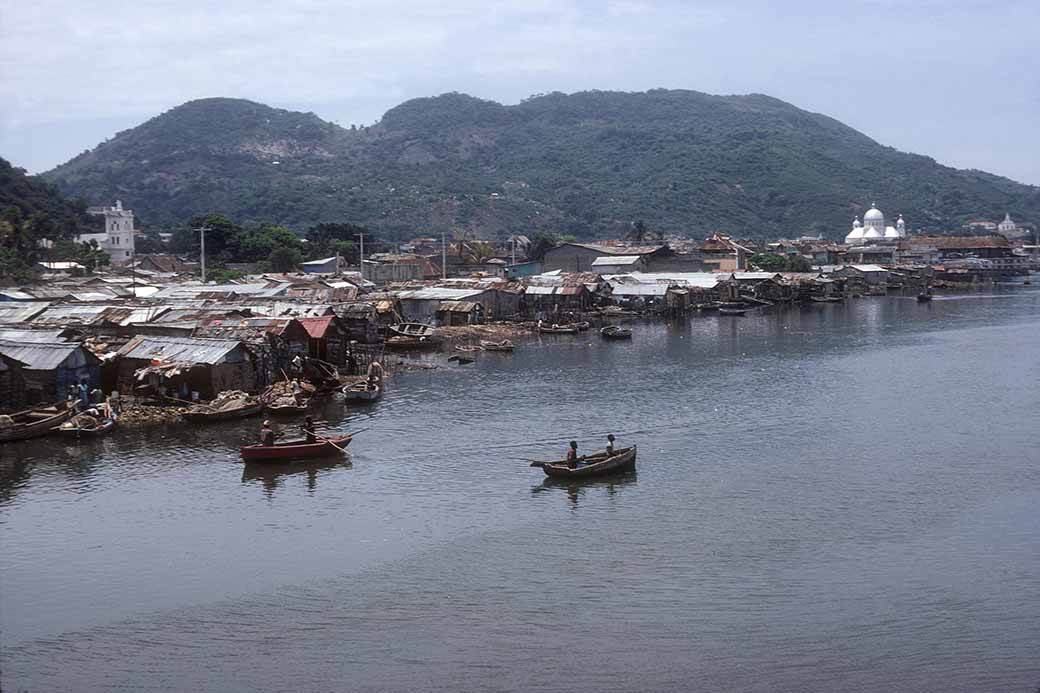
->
[116, 336, 256, 400]
[0, 353, 27, 411]
[0, 339, 101, 407]
[436, 301, 485, 326]
[297, 316, 348, 363]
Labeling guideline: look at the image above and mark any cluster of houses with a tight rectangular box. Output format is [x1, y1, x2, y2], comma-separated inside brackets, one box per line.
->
[2, 225, 1035, 412]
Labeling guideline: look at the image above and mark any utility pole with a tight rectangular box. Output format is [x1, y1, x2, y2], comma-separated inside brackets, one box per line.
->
[511, 237, 516, 266]
[442, 233, 447, 280]
[194, 226, 211, 283]
[356, 232, 365, 281]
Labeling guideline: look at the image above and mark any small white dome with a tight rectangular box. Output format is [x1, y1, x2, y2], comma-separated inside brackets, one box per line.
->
[852, 216, 862, 228]
[864, 206, 884, 222]
[884, 226, 900, 238]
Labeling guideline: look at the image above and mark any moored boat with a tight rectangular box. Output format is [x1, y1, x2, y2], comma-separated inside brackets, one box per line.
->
[538, 446, 637, 479]
[240, 435, 352, 462]
[0, 402, 73, 443]
[916, 292, 933, 302]
[538, 323, 580, 334]
[389, 323, 438, 338]
[342, 381, 382, 401]
[58, 415, 117, 438]
[600, 325, 633, 339]
[386, 334, 441, 350]
[718, 307, 747, 316]
[266, 401, 310, 416]
[480, 340, 514, 352]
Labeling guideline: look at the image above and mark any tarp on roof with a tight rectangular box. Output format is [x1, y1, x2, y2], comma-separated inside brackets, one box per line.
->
[117, 336, 244, 365]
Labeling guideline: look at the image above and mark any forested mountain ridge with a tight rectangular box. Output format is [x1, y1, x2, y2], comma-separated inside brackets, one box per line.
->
[42, 91, 1040, 239]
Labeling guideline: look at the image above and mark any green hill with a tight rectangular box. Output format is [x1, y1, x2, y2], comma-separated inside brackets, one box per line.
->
[41, 91, 1040, 239]
[1, 156, 99, 237]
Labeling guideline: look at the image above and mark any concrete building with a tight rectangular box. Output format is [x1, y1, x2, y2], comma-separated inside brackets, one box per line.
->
[83, 200, 137, 262]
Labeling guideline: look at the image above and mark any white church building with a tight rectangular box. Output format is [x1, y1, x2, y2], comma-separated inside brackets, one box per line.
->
[79, 200, 137, 262]
[845, 203, 907, 245]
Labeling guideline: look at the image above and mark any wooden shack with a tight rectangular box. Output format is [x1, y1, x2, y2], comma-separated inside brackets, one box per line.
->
[0, 339, 101, 407]
[115, 336, 256, 400]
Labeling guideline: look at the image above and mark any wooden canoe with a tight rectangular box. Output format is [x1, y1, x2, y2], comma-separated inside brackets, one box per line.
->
[240, 435, 352, 462]
[266, 401, 310, 416]
[342, 382, 382, 401]
[718, 308, 747, 316]
[480, 340, 514, 352]
[0, 402, 73, 443]
[539, 324, 580, 334]
[541, 446, 637, 479]
[58, 417, 117, 438]
[600, 326, 633, 339]
[389, 322, 438, 338]
[182, 401, 264, 422]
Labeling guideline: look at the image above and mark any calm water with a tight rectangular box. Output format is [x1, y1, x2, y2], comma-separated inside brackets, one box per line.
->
[2, 288, 1039, 692]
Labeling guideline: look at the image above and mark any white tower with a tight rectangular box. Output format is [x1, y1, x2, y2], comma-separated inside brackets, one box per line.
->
[998, 213, 1016, 234]
[97, 200, 135, 261]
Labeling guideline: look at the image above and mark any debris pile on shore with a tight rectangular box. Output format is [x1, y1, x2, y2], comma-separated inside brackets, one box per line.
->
[118, 404, 189, 426]
[438, 323, 532, 341]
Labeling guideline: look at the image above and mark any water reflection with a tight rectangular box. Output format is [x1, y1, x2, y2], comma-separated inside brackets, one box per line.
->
[533, 473, 638, 509]
[241, 456, 352, 496]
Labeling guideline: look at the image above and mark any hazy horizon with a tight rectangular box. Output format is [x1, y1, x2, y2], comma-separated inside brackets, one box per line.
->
[2, 1, 1038, 185]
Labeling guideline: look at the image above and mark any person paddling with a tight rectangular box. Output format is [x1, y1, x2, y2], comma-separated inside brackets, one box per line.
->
[260, 420, 275, 446]
[605, 433, 616, 456]
[302, 416, 317, 444]
[566, 440, 580, 469]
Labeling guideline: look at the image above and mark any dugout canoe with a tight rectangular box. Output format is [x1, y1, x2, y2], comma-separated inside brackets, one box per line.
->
[240, 435, 352, 462]
[539, 446, 637, 479]
[0, 402, 73, 443]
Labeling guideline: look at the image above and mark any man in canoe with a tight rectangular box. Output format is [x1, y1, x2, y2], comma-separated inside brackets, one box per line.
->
[302, 416, 317, 444]
[367, 360, 384, 388]
[290, 379, 304, 404]
[566, 440, 580, 469]
[605, 434, 616, 456]
[260, 420, 276, 446]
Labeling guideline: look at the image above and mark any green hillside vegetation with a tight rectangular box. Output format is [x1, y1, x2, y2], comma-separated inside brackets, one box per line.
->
[0, 157, 104, 280]
[43, 91, 1040, 240]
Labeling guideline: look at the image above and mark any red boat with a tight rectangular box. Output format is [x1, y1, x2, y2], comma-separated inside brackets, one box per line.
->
[240, 435, 352, 462]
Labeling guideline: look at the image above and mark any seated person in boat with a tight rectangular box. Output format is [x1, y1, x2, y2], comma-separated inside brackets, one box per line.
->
[605, 433, 615, 456]
[566, 441, 580, 469]
[290, 379, 304, 404]
[260, 420, 276, 446]
[367, 360, 384, 388]
[302, 416, 317, 444]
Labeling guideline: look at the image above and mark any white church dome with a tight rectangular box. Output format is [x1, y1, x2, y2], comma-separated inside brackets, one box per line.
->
[864, 206, 884, 222]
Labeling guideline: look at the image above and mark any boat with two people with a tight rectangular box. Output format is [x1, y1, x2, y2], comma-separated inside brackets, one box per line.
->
[240, 435, 352, 462]
[531, 435, 637, 479]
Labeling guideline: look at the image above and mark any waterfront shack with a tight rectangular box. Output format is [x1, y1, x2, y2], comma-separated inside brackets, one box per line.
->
[297, 316, 348, 363]
[115, 336, 256, 400]
[0, 339, 101, 407]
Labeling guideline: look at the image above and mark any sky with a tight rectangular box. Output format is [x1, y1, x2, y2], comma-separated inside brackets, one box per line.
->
[2, 0, 1038, 185]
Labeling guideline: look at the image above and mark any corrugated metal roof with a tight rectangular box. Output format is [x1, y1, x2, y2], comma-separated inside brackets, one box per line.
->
[591, 256, 641, 266]
[0, 290, 36, 301]
[297, 316, 335, 338]
[524, 285, 556, 295]
[0, 302, 50, 324]
[32, 305, 115, 324]
[608, 283, 669, 296]
[0, 329, 69, 343]
[117, 336, 244, 364]
[153, 283, 291, 299]
[398, 288, 485, 301]
[0, 339, 92, 370]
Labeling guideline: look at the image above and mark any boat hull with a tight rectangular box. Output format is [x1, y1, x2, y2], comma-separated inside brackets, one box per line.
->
[542, 446, 637, 479]
[0, 403, 73, 443]
[240, 436, 352, 462]
[342, 384, 381, 401]
[58, 418, 117, 438]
